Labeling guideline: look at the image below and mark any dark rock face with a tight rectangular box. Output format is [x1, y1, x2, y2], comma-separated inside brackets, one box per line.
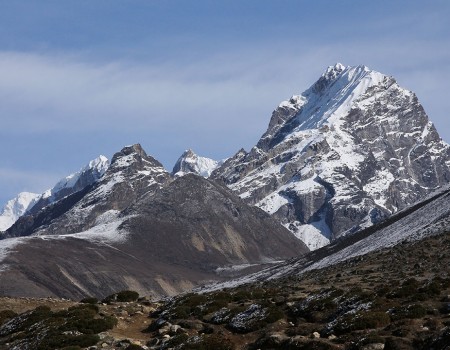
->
[123, 175, 308, 270]
[0, 147, 307, 299]
[212, 64, 450, 250]
[5, 144, 171, 237]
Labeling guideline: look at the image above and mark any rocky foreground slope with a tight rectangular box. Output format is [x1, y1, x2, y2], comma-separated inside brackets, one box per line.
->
[212, 64, 450, 250]
[1, 230, 448, 349]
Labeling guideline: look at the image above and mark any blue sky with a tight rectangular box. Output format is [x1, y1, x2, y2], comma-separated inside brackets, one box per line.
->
[1, 1, 450, 205]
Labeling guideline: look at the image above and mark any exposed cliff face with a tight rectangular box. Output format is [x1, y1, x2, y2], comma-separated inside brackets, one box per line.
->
[212, 64, 450, 250]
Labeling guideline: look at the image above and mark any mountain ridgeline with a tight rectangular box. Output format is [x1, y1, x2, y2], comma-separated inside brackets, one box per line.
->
[0, 63, 449, 300]
[0, 144, 307, 299]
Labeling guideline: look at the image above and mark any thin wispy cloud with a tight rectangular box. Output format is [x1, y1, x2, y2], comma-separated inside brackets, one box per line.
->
[0, 1, 449, 205]
[0, 167, 61, 196]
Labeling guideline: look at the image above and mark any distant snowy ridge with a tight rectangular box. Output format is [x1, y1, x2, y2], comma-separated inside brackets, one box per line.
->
[0, 155, 109, 231]
[0, 192, 40, 231]
[213, 63, 450, 250]
[172, 149, 224, 177]
[41, 155, 109, 202]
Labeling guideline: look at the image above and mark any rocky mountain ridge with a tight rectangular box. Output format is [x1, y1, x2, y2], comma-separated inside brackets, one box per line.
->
[0, 155, 109, 232]
[212, 63, 450, 249]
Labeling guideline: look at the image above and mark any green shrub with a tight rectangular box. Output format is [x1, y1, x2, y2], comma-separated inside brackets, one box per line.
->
[232, 289, 252, 302]
[172, 305, 191, 319]
[167, 333, 189, 347]
[388, 278, 420, 298]
[126, 344, 145, 350]
[117, 290, 139, 302]
[2, 306, 52, 335]
[80, 297, 98, 304]
[182, 334, 234, 350]
[0, 309, 17, 326]
[265, 306, 285, 323]
[390, 304, 427, 320]
[37, 333, 100, 350]
[334, 311, 390, 334]
[180, 293, 208, 307]
[102, 290, 139, 303]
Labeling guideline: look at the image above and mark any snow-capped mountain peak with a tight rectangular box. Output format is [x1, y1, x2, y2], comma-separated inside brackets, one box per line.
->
[42, 155, 109, 200]
[0, 192, 41, 231]
[172, 149, 222, 178]
[213, 63, 450, 250]
[2, 155, 110, 229]
[23, 144, 171, 237]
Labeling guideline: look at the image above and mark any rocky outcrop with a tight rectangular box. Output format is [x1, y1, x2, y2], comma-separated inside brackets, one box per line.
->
[212, 64, 450, 249]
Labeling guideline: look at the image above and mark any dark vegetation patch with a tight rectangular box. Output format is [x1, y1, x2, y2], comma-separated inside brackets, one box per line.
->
[0, 303, 117, 350]
[141, 231, 450, 350]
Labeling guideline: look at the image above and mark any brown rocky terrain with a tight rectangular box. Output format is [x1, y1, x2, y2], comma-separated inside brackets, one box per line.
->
[1, 230, 449, 349]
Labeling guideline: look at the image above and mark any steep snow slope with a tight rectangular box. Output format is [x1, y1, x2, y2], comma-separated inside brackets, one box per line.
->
[172, 149, 223, 177]
[213, 64, 450, 250]
[28, 155, 109, 215]
[0, 193, 40, 231]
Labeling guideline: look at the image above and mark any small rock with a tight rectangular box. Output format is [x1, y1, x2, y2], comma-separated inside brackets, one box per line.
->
[101, 343, 108, 348]
[142, 306, 156, 314]
[269, 333, 286, 344]
[158, 325, 171, 335]
[312, 331, 320, 338]
[170, 324, 181, 334]
[120, 310, 129, 317]
[163, 334, 171, 339]
[328, 334, 337, 340]
[361, 344, 385, 350]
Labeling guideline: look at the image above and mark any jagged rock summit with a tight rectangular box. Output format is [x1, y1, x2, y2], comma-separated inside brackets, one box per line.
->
[172, 149, 222, 177]
[213, 63, 450, 250]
